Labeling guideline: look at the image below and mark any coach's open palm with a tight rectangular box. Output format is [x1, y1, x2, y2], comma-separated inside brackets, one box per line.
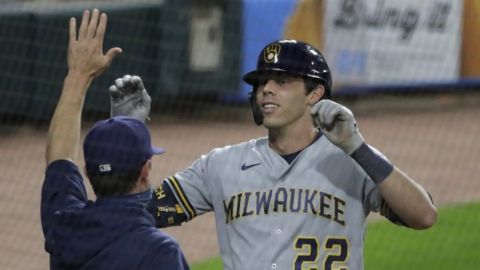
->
[68, 9, 122, 80]
[109, 75, 151, 123]
[47, 9, 121, 165]
[311, 100, 365, 155]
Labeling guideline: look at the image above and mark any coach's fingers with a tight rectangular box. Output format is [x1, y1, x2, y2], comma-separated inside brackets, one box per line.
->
[104, 47, 122, 68]
[78, 10, 90, 39]
[95, 12, 107, 42]
[69, 17, 77, 44]
[87, 9, 100, 38]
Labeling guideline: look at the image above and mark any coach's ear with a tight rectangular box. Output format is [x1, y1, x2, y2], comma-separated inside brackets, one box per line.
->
[307, 85, 324, 106]
[83, 166, 90, 179]
[139, 160, 152, 181]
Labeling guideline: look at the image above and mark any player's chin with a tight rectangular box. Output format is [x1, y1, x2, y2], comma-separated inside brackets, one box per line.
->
[262, 116, 284, 129]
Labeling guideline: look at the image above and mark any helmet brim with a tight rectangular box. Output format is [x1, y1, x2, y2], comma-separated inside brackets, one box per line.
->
[242, 68, 293, 85]
[242, 68, 329, 88]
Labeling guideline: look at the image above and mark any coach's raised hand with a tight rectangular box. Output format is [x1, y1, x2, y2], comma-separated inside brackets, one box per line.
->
[68, 9, 122, 81]
[46, 9, 121, 165]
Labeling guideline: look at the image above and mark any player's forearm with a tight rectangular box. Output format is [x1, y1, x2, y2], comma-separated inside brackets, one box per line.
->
[378, 168, 437, 229]
[46, 73, 92, 165]
[349, 143, 437, 229]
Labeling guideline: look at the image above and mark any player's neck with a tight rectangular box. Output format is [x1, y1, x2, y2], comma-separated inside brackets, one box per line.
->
[268, 123, 318, 155]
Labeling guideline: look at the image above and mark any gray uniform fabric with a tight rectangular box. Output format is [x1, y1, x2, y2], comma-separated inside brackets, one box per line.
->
[165, 135, 384, 270]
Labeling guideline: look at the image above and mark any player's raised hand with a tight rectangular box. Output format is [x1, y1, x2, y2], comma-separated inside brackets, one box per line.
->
[68, 9, 122, 79]
[311, 100, 364, 155]
[109, 75, 151, 123]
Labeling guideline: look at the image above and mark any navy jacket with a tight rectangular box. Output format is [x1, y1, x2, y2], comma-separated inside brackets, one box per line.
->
[41, 160, 189, 270]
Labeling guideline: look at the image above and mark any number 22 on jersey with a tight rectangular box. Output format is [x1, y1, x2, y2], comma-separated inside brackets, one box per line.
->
[294, 236, 348, 270]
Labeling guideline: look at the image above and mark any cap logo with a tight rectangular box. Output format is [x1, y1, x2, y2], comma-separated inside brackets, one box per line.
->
[263, 44, 281, 63]
[99, 164, 112, 172]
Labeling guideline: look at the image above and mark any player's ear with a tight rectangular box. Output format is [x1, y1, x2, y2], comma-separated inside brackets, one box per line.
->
[307, 85, 324, 106]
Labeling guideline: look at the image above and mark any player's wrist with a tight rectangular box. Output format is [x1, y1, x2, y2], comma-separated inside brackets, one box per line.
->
[339, 133, 364, 155]
[350, 143, 394, 184]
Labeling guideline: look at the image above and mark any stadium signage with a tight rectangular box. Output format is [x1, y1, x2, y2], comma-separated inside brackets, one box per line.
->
[323, 0, 462, 85]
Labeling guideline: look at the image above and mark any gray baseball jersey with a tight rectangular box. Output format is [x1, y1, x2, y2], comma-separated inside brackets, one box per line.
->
[153, 135, 393, 270]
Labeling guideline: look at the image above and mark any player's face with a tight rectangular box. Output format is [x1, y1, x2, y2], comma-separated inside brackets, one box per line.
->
[255, 73, 316, 129]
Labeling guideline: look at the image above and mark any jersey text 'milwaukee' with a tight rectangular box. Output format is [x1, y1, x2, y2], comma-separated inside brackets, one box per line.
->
[223, 187, 346, 225]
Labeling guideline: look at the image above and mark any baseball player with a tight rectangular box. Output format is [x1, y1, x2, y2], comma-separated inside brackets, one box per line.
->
[42, 9, 189, 270]
[111, 40, 437, 270]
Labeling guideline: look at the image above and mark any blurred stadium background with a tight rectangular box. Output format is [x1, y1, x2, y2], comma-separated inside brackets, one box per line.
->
[0, 0, 479, 269]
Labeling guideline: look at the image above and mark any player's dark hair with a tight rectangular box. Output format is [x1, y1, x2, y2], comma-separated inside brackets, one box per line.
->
[304, 77, 329, 100]
[304, 77, 323, 93]
[88, 166, 142, 197]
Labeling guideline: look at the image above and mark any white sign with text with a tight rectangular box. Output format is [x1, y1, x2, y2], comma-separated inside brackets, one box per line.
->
[323, 0, 463, 86]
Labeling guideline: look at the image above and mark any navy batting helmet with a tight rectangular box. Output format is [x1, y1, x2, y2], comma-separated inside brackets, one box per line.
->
[243, 39, 332, 125]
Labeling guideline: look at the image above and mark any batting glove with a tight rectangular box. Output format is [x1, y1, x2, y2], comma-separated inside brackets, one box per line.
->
[311, 100, 364, 155]
[109, 74, 151, 123]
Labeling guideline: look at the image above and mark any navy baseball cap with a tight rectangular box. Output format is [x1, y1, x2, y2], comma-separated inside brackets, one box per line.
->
[83, 116, 165, 176]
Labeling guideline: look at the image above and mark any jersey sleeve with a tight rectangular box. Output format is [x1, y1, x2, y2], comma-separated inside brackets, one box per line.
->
[363, 176, 408, 227]
[149, 154, 214, 227]
[363, 176, 382, 214]
[379, 200, 408, 226]
[41, 160, 88, 235]
[148, 180, 189, 227]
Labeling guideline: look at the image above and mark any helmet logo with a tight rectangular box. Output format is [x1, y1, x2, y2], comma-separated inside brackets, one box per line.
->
[263, 44, 281, 63]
